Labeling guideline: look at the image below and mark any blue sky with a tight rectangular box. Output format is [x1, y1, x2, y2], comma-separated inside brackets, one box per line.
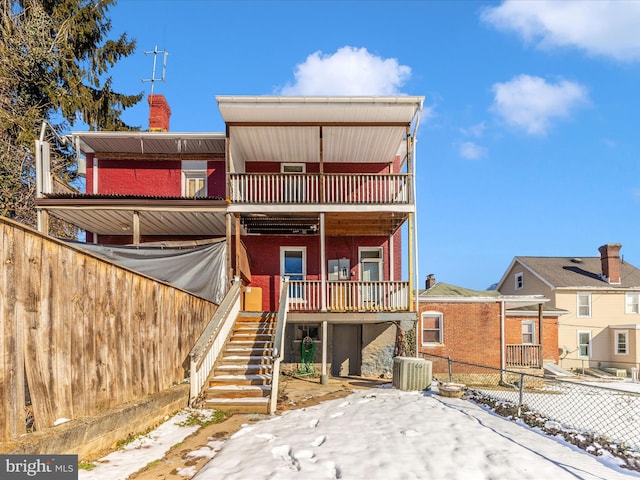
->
[103, 0, 640, 290]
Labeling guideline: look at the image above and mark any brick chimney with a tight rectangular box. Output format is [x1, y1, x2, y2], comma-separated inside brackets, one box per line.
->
[425, 274, 436, 290]
[148, 94, 171, 132]
[598, 243, 622, 284]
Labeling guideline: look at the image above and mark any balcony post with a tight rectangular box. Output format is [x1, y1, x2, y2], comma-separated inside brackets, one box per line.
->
[321, 320, 328, 385]
[538, 303, 544, 368]
[320, 213, 327, 312]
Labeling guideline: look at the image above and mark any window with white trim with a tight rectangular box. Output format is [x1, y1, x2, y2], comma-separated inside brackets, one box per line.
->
[421, 311, 443, 345]
[577, 330, 591, 358]
[577, 292, 591, 318]
[521, 321, 535, 344]
[515, 272, 524, 290]
[281, 163, 305, 174]
[182, 160, 207, 198]
[626, 293, 640, 314]
[281, 247, 306, 299]
[615, 330, 628, 355]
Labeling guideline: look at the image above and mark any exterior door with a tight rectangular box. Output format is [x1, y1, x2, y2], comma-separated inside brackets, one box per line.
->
[359, 247, 382, 304]
[332, 324, 362, 376]
[281, 247, 306, 300]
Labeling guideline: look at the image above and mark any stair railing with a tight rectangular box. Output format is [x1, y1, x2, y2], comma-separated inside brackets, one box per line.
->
[188, 278, 242, 405]
[269, 277, 290, 414]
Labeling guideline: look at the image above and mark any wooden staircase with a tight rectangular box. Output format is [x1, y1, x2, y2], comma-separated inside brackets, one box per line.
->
[202, 312, 277, 414]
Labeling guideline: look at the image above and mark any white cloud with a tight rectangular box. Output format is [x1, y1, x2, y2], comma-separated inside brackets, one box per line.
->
[279, 46, 411, 95]
[459, 141, 487, 160]
[481, 1, 640, 62]
[461, 121, 486, 138]
[490, 75, 588, 135]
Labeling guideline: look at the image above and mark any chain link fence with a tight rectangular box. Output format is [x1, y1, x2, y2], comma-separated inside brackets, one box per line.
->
[421, 352, 640, 467]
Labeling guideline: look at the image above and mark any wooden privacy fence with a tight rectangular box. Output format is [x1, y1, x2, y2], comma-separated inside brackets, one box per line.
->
[0, 216, 218, 443]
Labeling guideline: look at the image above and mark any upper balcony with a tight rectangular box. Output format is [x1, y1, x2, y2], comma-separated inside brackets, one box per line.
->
[229, 173, 411, 205]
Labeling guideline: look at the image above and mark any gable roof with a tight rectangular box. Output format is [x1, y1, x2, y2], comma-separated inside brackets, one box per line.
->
[420, 282, 500, 298]
[500, 256, 640, 290]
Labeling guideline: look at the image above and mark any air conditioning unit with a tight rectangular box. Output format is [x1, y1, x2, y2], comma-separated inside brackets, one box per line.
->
[393, 357, 432, 391]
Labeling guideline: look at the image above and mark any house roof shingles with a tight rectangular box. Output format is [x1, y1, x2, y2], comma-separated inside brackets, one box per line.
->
[515, 256, 640, 289]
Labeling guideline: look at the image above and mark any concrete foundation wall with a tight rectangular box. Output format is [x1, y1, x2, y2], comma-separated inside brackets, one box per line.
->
[0, 384, 189, 461]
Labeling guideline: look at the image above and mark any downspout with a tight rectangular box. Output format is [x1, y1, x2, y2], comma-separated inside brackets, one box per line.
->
[412, 101, 423, 357]
[320, 213, 328, 385]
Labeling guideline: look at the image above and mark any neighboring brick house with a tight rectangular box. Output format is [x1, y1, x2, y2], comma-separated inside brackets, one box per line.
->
[497, 244, 640, 374]
[417, 276, 561, 376]
[35, 94, 425, 382]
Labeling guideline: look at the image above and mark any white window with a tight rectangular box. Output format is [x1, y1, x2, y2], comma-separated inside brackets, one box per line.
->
[182, 161, 207, 197]
[577, 330, 592, 358]
[577, 292, 591, 318]
[515, 272, 524, 290]
[281, 247, 306, 299]
[421, 311, 443, 345]
[626, 293, 640, 314]
[615, 330, 629, 355]
[521, 321, 535, 344]
[281, 163, 305, 174]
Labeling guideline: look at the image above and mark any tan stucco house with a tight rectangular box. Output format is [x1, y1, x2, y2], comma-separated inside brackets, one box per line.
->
[497, 244, 640, 374]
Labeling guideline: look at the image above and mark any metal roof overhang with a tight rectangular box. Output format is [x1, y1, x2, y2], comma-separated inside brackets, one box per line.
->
[36, 197, 228, 236]
[217, 96, 424, 167]
[70, 131, 227, 155]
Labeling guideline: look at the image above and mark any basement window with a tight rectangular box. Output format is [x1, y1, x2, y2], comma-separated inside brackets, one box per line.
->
[295, 324, 320, 341]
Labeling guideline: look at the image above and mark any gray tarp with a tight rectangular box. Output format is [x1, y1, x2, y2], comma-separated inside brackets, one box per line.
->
[66, 239, 227, 304]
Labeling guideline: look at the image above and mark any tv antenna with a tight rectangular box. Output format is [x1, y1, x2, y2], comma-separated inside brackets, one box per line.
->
[142, 45, 168, 95]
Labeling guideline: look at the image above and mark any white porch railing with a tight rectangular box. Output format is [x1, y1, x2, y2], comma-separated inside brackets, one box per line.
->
[229, 173, 410, 204]
[269, 278, 290, 414]
[506, 344, 542, 368]
[188, 279, 242, 404]
[287, 280, 410, 312]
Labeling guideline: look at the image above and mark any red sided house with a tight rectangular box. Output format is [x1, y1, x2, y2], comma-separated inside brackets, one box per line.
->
[35, 94, 425, 412]
[417, 275, 563, 379]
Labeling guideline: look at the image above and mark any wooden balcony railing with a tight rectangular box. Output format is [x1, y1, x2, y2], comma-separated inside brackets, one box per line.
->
[286, 280, 410, 312]
[505, 344, 542, 368]
[229, 173, 411, 205]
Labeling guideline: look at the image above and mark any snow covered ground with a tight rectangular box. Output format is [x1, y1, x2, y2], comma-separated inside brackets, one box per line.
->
[79, 384, 640, 480]
[473, 376, 640, 451]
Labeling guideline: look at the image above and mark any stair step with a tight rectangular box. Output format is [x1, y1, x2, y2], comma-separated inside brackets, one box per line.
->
[206, 397, 269, 404]
[231, 333, 274, 339]
[204, 397, 270, 414]
[205, 384, 271, 398]
[228, 340, 274, 345]
[220, 355, 273, 363]
[234, 327, 276, 333]
[215, 365, 273, 376]
[209, 374, 272, 386]
[226, 347, 274, 354]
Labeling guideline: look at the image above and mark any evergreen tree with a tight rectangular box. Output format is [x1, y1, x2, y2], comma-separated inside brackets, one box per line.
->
[0, 0, 142, 234]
